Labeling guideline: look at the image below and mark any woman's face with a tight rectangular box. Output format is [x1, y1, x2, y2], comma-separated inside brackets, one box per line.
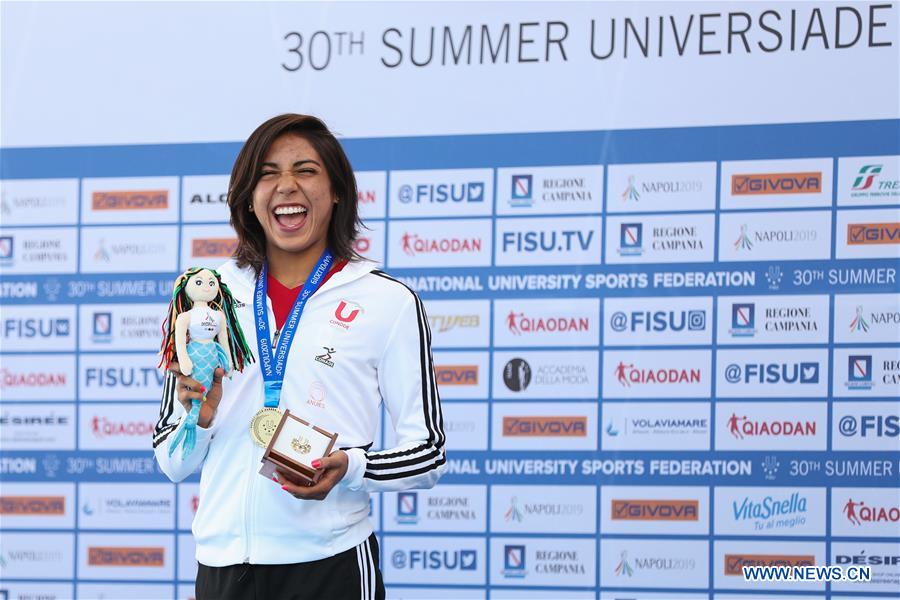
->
[251, 133, 335, 259]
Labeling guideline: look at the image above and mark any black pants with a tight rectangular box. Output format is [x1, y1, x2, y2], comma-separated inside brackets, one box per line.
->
[196, 533, 385, 600]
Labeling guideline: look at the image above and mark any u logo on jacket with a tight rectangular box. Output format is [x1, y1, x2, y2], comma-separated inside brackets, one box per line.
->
[331, 300, 363, 330]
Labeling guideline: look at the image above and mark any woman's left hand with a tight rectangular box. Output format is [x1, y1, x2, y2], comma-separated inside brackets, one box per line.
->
[274, 451, 349, 501]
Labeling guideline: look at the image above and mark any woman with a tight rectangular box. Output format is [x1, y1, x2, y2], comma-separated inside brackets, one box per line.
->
[153, 114, 446, 600]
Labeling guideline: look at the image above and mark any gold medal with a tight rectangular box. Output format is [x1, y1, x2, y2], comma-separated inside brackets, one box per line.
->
[250, 407, 283, 448]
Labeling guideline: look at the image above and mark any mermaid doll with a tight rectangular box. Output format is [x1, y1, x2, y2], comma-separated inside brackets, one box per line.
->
[158, 267, 253, 457]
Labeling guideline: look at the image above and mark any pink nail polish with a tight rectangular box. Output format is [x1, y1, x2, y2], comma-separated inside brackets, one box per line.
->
[281, 486, 288, 491]
[311, 459, 321, 468]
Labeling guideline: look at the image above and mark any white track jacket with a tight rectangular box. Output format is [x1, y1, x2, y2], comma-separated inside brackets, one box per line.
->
[153, 258, 446, 566]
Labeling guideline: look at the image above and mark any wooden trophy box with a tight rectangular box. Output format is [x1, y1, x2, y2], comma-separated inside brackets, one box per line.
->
[259, 409, 338, 485]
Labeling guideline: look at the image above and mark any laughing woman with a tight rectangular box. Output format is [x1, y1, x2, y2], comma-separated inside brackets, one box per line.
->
[153, 114, 446, 600]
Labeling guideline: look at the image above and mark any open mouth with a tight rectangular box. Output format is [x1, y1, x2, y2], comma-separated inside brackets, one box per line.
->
[272, 204, 308, 230]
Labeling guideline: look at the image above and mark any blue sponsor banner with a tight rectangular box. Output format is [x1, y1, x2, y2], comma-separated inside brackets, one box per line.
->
[4, 450, 897, 486]
[1, 119, 899, 597]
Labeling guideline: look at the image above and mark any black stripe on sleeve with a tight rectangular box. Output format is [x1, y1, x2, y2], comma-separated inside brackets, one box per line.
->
[364, 271, 446, 482]
[152, 371, 180, 449]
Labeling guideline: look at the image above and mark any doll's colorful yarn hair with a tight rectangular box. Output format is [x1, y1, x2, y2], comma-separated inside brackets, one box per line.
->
[157, 267, 255, 371]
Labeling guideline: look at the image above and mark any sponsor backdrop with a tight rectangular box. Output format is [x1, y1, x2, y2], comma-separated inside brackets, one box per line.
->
[1, 2, 899, 599]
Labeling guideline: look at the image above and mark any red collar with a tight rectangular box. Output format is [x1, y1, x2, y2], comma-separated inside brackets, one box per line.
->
[266, 259, 348, 330]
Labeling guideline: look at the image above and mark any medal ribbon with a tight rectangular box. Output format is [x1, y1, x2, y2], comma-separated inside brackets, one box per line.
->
[254, 249, 334, 409]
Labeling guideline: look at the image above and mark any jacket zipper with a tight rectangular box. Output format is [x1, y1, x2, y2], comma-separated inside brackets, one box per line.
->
[242, 446, 256, 563]
[243, 301, 279, 563]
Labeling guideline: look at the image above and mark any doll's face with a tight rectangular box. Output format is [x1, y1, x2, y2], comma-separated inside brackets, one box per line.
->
[185, 269, 219, 303]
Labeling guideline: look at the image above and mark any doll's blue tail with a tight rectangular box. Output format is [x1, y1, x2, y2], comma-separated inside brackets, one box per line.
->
[215, 342, 229, 372]
[168, 342, 229, 458]
[168, 399, 201, 458]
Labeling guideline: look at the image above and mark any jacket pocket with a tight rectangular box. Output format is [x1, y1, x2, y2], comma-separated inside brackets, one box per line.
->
[330, 484, 370, 536]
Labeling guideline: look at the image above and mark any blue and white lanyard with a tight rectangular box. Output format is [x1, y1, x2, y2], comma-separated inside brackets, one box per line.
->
[254, 249, 334, 409]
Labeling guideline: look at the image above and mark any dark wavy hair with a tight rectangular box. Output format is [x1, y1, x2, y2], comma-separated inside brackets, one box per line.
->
[228, 114, 362, 274]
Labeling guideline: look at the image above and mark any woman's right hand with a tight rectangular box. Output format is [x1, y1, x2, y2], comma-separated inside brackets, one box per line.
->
[167, 362, 225, 429]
